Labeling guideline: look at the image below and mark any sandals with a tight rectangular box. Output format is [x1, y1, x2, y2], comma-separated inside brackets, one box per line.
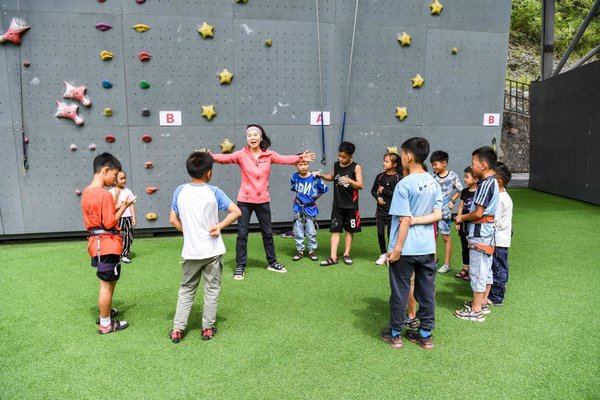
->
[343, 255, 353, 265]
[455, 268, 470, 281]
[292, 252, 304, 261]
[320, 257, 338, 267]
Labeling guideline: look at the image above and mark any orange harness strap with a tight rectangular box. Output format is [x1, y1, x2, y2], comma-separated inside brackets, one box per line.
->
[473, 215, 494, 224]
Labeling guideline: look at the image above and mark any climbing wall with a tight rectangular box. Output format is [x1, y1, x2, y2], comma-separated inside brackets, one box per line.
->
[0, 0, 511, 237]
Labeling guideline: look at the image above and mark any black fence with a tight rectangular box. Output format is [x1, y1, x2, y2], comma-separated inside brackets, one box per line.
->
[504, 79, 530, 115]
[530, 60, 600, 205]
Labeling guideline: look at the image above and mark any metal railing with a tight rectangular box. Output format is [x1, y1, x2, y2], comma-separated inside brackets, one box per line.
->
[504, 79, 530, 115]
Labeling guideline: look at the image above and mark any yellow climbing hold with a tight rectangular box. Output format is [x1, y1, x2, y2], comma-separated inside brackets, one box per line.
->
[430, 0, 443, 15]
[452, 47, 459, 54]
[146, 213, 158, 221]
[220, 138, 235, 153]
[99, 50, 114, 61]
[133, 24, 151, 32]
[397, 32, 411, 47]
[198, 22, 215, 39]
[103, 108, 113, 117]
[395, 107, 408, 121]
[411, 73, 425, 88]
[201, 104, 217, 121]
[218, 68, 234, 85]
[265, 38, 273, 47]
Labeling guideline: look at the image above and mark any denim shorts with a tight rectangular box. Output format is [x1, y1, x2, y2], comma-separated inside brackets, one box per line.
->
[437, 219, 452, 235]
[468, 236, 493, 292]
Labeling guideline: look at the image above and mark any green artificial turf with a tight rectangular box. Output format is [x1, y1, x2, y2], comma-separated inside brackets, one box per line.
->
[1, 189, 599, 399]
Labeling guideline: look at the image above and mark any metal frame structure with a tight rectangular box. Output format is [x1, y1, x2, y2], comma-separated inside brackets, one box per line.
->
[541, 0, 600, 79]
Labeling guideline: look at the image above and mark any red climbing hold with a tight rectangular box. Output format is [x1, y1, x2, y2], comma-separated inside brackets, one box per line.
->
[105, 135, 116, 143]
[146, 187, 158, 194]
[139, 51, 152, 61]
[142, 134, 152, 143]
[0, 18, 30, 46]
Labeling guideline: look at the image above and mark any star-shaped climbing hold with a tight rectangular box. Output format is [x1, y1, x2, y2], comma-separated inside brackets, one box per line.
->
[395, 107, 408, 121]
[220, 138, 235, 153]
[218, 68, 233, 85]
[397, 32, 411, 47]
[411, 74, 424, 88]
[387, 146, 399, 155]
[201, 105, 217, 121]
[198, 22, 214, 39]
[0, 18, 30, 45]
[430, 0, 443, 15]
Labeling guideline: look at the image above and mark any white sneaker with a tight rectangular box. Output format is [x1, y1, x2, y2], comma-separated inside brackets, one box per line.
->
[437, 264, 451, 273]
[121, 256, 131, 264]
[375, 254, 388, 265]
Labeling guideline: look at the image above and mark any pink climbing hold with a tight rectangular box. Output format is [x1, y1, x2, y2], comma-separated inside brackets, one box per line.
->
[144, 161, 154, 169]
[88, 143, 97, 151]
[22, 60, 30, 68]
[0, 18, 31, 45]
[55, 101, 84, 125]
[138, 51, 152, 62]
[136, 0, 147, 4]
[95, 23, 113, 32]
[70, 144, 78, 151]
[63, 82, 92, 107]
[146, 187, 158, 194]
[75, 189, 82, 196]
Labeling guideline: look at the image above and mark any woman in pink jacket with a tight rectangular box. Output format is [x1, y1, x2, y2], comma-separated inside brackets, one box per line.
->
[212, 124, 316, 280]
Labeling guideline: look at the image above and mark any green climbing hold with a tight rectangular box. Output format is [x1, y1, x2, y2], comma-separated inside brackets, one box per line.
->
[139, 80, 151, 89]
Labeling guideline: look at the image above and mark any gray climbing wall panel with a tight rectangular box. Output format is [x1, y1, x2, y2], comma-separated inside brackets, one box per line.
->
[0, 0, 511, 237]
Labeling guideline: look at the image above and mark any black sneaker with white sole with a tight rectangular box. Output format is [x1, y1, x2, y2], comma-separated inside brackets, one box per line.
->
[267, 262, 287, 273]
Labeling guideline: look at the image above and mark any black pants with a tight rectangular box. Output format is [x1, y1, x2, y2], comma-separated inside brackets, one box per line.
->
[459, 230, 469, 266]
[388, 254, 436, 332]
[376, 215, 392, 254]
[236, 202, 277, 269]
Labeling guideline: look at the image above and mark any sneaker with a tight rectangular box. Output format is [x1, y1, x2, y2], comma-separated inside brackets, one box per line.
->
[202, 327, 217, 341]
[437, 264, 451, 273]
[308, 251, 318, 261]
[375, 253, 388, 265]
[454, 308, 485, 322]
[95, 308, 118, 324]
[121, 256, 131, 264]
[405, 329, 434, 350]
[98, 319, 129, 334]
[380, 327, 404, 349]
[233, 265, 245, 280]
[404, 316, 420, 330]
[292, 252, 304, 261]
[267, 262, 287, 273]
[170, 329, 183, 343]
[463, 300, 491, 315]
[342, 255, 353, 265]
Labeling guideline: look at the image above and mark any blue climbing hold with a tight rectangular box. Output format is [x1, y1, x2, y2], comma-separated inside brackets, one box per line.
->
[102, 79, 113, 89]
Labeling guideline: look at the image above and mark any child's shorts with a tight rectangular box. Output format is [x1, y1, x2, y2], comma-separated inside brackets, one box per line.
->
[91, 254, 122, 282]
[330, 207, 361, 233]
[468, 236, 493, 292]
[437, 219, 452, 235]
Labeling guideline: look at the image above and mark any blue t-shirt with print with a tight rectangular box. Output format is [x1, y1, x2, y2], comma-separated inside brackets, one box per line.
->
[468, 175, 498, 238]
[290, 172, 329, 217]
[388, 172, 443, 256]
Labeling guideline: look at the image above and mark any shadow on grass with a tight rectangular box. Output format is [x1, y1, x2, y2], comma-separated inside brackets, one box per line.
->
[351, 297, 388, 338]
[435, 278, 472, 312]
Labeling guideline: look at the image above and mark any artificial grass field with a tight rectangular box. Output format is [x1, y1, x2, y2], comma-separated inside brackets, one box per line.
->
[1, 189, 599, 399]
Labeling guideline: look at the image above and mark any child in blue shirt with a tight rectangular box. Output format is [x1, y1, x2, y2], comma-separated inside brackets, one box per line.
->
[454, 146, 499, 322]
[290, 160, 329, 261]
[381, 137, 442, 351]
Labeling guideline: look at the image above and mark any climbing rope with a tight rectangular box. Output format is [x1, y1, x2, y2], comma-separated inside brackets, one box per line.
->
[316, 0, 326, 165]
[341, 0, 359, 145]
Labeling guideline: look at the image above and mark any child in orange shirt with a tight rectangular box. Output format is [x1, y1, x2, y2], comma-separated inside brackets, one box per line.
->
[81, 153, 136, 334]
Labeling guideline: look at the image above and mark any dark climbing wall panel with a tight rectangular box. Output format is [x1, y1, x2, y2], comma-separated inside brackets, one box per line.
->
[0, 0, 511, 237]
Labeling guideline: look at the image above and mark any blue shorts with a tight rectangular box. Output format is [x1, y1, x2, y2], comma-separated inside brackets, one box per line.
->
[91, 254, 122, 282]
[437, 219, 452, 235]
[468, 236, 493, 292]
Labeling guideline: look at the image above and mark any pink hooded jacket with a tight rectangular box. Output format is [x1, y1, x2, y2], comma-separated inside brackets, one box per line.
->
[212, 146, 302, 204]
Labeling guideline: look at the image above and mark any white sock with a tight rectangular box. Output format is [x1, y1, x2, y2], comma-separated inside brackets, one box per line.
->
[100, 317, 111, 327]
